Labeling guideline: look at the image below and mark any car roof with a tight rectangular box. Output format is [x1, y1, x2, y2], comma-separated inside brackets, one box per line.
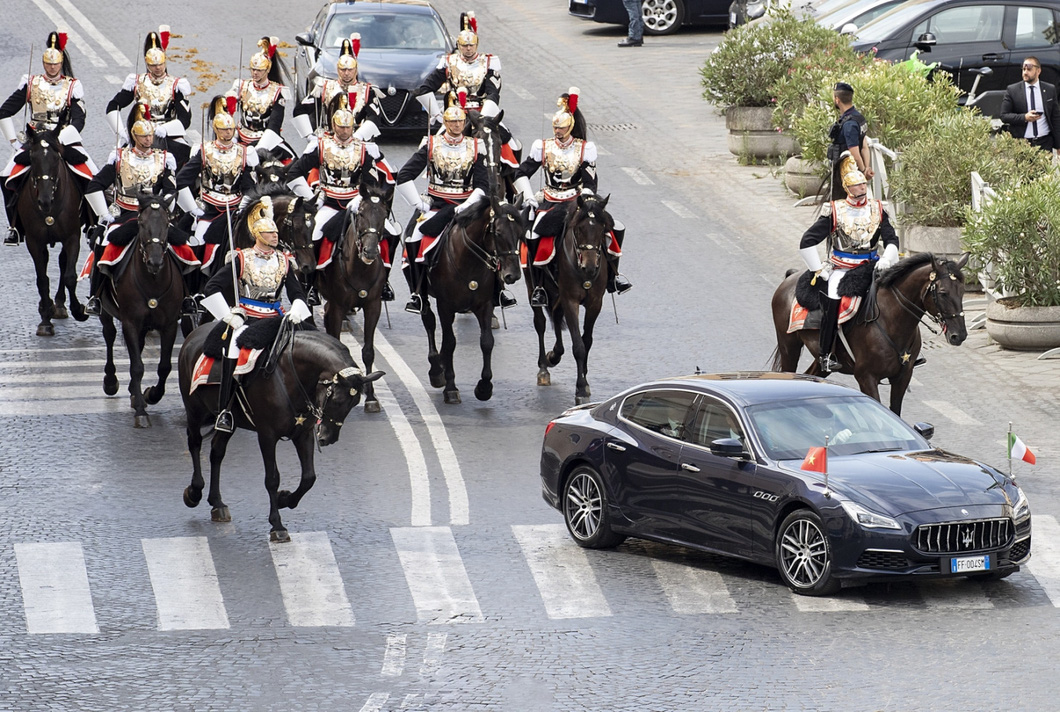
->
[852, 0, 1011, 42]
[622, 372, 864, 407]
[326, 0, 439, 15]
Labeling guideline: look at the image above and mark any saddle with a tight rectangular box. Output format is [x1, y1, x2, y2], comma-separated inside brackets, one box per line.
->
[788, 260, 879, 334]
[192, 316, 317, 393]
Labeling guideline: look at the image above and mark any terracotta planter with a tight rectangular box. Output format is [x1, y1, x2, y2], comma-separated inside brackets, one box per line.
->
[783, 156, 826, 197]
[725, 106, 798, 160]
[985, 297, 1060, 350]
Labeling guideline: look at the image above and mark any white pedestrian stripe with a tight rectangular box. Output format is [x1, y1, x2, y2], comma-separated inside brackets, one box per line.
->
[662, 200, 697, 219]
[923, 400, 982, 426]
[512, 524, 611, 619]
[621, 167, 654, 185]
[420, 632, 447, 677]
[391, 527, 483, 624]
[1027, 514, 1060, 607]
[52, 0, 133, 67]
[649, 559, 737, 614]
[357, 693, 389, 712]
[142, 537, 229, 631]
[381, 633, 407, 677]
[269, 531, 354, 627]
[26, 0, 107, 68]
[508, 86, 535, 101]
[104, 75, 123, 85]
[791, 592, 869, 612]
[15, 541, 99, 634]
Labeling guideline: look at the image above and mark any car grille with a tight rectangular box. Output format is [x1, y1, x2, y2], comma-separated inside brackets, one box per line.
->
[913, 518, 1012, 554]
[1010, 537, 1031, 562]
[857, 550, 909, 571]
[377, 90, 426, 129]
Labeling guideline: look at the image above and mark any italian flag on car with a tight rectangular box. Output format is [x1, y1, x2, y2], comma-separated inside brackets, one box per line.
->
[1008, 433, 1036, 464]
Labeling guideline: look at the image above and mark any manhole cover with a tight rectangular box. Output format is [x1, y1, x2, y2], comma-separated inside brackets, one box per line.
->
[587, 122, 638, 132]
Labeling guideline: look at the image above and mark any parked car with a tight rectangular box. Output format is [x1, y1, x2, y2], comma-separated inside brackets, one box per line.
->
[539, 372, 1031, 596]
[851, 0, 1060, 97]
[817, 0, 909, 31]
[294, 0, 453, 132]
[569, 0, 730, 35]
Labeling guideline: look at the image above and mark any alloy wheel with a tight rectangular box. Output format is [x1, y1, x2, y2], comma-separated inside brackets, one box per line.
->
[779, 517, 829, 588]
[643, 0, 680, 34]
[564, 471, 602, 541]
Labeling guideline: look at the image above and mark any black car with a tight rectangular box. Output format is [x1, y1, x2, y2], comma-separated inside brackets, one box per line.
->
[851, 0, 1060, 98]
[294, 0, 453, 132]
[540, 373, 1032, 596]
[569, 0, 730, 35]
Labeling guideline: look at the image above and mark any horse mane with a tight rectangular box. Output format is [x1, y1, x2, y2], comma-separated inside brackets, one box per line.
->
[567, 194, 614, 233]
[295, 331, 356, 374]
[242, 181, 294, 203]
[877, 252, 964, 287]
[453, 198, 491, 228]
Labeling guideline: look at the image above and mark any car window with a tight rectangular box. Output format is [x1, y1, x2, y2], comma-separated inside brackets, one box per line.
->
[620, 390, 698, 441]
[746, 395, 927, 460]
[850, 0, 904, 27]
[687, 399, 746, 449]
[1013, 6, 1058, 48]
[324, 13, 447, 50]
[911, 5, 1005, 43]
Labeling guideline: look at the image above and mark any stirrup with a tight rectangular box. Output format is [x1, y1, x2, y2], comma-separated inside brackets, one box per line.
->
[612, 274, 632, 295]
[404, 294, 423, 314]
[214, 410, 235, 433]
[913, 356, 927, 367]
[306, 286, 322, 307]
[499, 290, 517, 309]
[819, 354, 841, 373]
[530, 286, 547, 308]
[382, 281, 395, 302]
[85, 295, 102, 316]
[4, 228, 20, 246]
[181, 296, 199, 316]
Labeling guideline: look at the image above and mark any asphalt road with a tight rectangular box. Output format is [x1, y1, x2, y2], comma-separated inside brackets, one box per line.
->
[2, 1, 1060, 710]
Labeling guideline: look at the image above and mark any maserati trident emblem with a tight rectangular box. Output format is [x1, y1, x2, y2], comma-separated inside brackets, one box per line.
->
[961, 509, 969, 515]
[961, 526, 975, 548]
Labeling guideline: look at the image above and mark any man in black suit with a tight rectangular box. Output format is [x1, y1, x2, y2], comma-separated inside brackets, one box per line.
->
[1000, 56, 1060, 153]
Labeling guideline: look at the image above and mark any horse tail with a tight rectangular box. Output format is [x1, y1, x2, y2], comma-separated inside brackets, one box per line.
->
[784, 268, 798, 278]
[768, 345, 783, 372]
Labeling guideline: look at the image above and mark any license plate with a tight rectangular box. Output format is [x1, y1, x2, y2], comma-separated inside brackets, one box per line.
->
[730, 11, 738, 24]
[950, 554, 990, 573]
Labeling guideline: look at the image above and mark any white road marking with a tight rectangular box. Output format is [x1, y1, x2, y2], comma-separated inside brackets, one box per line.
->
[0, 358, 135, 369]
[0, 385, 145, 400]
[420, 632, 447, 676]
[381, 633, 407, 676]
[0, 399, 137, 416]
[595, 145, 611, 156]
[15, 541, 99, 634]
[650, 559, 738, 614]
[51, 0, 133, 67]
[922, 400, 981, 426]
[26, 0, 107, 68]
[512, 524, 611, 619]
[1027, 514, 1060, 606]
[508, 86, 535, 101]
[104, 74, 123, 85]
[621, 167, 653, 185]
[791, 592, 869, 612]
[357, 693, 389, 712]
[141, 537, 229, 630]
[269, 531, 354, 627]
[662, 200, 697, 219]
[373, 332, 469, 525]
[401, 694, 421, 708]
[390, 527, 483, 624]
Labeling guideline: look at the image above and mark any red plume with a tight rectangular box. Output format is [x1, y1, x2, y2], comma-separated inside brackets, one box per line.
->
[143, 104, 152, 121]
[457, 87, 467, 108]
[57, 32, 68, 51]
[225, 95, 237, 115]
[468, 11, 477, 33]
[268, 37, 277, 58]
[351, 33, 361, 57]
[348, 92, 357, 111]
[567, 87, 579, 115]
[159, 25, 171, 50]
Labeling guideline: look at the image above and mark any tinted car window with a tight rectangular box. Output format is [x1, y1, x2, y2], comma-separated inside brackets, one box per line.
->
[687, 399, 746, 449]
[1013, 6, 1057, 48]
[324, 13, 447, 50]
[911, 4, 1005, 43]
[850, 0, 905, 26]
[620, 390, 698, 441]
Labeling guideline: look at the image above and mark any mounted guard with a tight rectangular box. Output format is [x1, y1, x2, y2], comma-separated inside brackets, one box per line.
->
[1, 31, 96, 246]
[227, 36, 296, 162]
[514, 88, 630, 308]
[105, 27, 193, 168]
[292, 34, 383, 142]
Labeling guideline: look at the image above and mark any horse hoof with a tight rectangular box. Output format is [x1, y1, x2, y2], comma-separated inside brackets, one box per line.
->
[144, 386, 163, 405]
[546, 351, 561, 367]
[429, 372, 445, 389]
[270, 529, 291, 543]
[103, 376, 119, 396]
[364, 400, 381, 414]
[491, 316, 500, 330]
[474, 381, 493, 401]
[183, 486, 202, 508]
[211, 506, 231, 523]
[134, 414, 151, 429]
[575, 395, 590, 405]
[52, 305, 69, 319]
[537, 371, 551, 387]
[444, 389, 461, 404]
[36, 324, 54, 337]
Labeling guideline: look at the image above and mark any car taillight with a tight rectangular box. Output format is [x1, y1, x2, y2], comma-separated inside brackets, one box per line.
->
[544, 421, 556, 437]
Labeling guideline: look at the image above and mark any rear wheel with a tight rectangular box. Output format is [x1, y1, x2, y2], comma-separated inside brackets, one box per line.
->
[643, 0, 686, 35]
[563, 465, 625, 549]
[775, 510, 841, 596]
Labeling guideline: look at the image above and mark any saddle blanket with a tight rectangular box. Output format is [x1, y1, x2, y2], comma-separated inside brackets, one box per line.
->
[78, 243, 200, 280]
[519, 233, 622, 269]
[788, 295, 861, 334]
[189, 348, 264, 395]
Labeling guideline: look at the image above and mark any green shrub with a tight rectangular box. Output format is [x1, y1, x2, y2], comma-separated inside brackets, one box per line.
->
[771, 45, 876, 132]
[891, 111, 1053, 227]
[963, 174, 1060, 306]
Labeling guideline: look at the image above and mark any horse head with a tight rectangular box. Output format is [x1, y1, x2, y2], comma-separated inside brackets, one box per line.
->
[566, 192, 612, 279]
[137, 193, 171, 275]
[469, 110, 506, 203]
[255, 149, 288, 184]
[278, 196, 316, 280]
[314, 366, 385, 446]
[348, 180, 392, 268]
[490, 194, 529, 286]
[26, 126, 64, 217]
[928, 252, 970, 346]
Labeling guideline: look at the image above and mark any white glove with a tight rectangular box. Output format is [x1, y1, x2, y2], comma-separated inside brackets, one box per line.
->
[99, 212, 115, 225]
[525, 195, 539, 209]
[177, 187, 204, 217]
[353, 121, 380, 142]
[513, 175, 537, 208]
[455, 188, 485, 215]
[876, 243, 899, 272]
[222, 310, 245, 330]
[287, 299, 311, 324]
[190, 206, 204, 218]
[818, 263, 834, 281]
[419, 199, 432, 214]
[833, 428, 853, 444]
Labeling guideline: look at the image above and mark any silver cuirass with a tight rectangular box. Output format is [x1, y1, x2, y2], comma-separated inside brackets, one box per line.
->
[830, 200, 882, 253]
[542, 138, 585, 201]
[239, 248, 286, 301]
[28, 75, 73, 130]
[115, 148, 167, 210]
[446, 54, 488, 103]
[135, 73, 178, 123]
[428, 136, 476, 198]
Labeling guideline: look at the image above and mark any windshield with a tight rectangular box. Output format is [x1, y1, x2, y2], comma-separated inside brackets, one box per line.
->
[853, 0, 938, 43]
[323, 12, 448, 51]
[747, 395, 927, 460]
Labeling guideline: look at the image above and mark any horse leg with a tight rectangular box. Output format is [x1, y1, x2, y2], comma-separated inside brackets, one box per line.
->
[773, 330, 804, 373]
[853, 370, 884, 406]
[144, 321, 177, 407]
[123, 323, 151, 428]
[323, 301, 344, 339]
[420, 296, 444, 388]
[277, 431, 317, 512]
[258, 432, 289, 542]
[533, 301, 552, 386]
[52, 248, 69, 319]
[439, 304, 460, 404]
[547, 301, 565, 368]
[885, 363, 914, 416]
[100, 313, 120, 396]
[474, 300, 495, 401]
[361, 299, 382, 413]
[62, 239, 87, 322]
[28, 241, 55, 336]
[183, 406, 206, 509]
[567, 301, 596, 405]
[206, 429, 233, 523]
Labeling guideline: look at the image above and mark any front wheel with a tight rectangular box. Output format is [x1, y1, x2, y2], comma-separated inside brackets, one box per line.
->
[775, 509, 841, 596]
[563, 465, 625, 549]
[643, 0, 686, 35]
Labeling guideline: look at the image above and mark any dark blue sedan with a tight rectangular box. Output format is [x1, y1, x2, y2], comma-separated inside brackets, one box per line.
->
[569, 0, 731, 35]
[539, 372, 1031, 595]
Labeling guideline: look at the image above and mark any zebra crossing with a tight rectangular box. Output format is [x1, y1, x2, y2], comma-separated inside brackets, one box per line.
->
[9, 517, 1060, 635]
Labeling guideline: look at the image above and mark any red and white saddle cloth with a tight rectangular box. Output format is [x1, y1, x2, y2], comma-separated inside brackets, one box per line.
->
[7, 160, 94, 186]
[78, 243, 200, 280]
[519, 232, 622, 269]
[318, 235, 392, 270]
[188, 347, 265, 395]
[787, 296, 861, 334]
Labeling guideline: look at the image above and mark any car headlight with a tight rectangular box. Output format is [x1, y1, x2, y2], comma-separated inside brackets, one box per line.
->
[1013, 487, 1030, 522]
[840, 500, 901, 529]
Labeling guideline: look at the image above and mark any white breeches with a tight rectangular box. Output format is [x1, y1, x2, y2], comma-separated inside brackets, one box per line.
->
[225, 325, 248, 358]
[313, 206, 339, 242]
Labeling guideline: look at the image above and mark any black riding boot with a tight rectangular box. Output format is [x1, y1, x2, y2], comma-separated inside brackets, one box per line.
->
[2, 182, 19, 245]
[525, 237, 548, 308]
[382, 232, 400, 302]
[85, 242, 106, 316]
[818, 297, 842, 373]
[606, 228, 632, 294]
[181, 270, 201, 316]
[214, 357, 238, 433]
[305, 272, 321, 307]
[403, 259, 424, 314]
[493, 279, 517, 309]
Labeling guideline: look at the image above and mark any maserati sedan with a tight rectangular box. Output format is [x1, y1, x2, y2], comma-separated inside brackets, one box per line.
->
[539, 373, 1032, 596]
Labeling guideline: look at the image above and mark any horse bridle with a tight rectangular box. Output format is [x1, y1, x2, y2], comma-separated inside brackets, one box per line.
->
[890, 266, 963, 336]
[568, 209, 608, 277]
[138, 203, 170, 265]
[453, 207, 519, 275]
[278, 201, 312, 255]
[29, 141, 60, 208]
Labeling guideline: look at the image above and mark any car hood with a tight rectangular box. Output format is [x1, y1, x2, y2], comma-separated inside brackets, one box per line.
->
[316, 48, 442, 89]
[779, 450, 1011, 516]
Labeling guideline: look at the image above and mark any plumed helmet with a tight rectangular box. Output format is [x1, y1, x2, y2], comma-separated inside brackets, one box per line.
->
[839, 151, 866, 189]
[328, 92, 356, 129]
[249, 36, 277, 71]
[553, 87, 582, 135]
[248, 196, 278, 241]
[442, 91, 466, 122]
[144, 27, 169, 66]
[337, 33, 360, 71]
[210, 95, 236, 131]
[457, 11, 478, 47]
[42, 31, 68, 68]
[130, 103, 155, 138]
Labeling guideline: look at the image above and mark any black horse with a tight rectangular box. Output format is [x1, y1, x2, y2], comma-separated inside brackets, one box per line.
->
[318, 179, 395, 413]
[178, 323, 383, 541]
[771, 252, 970, 415]
[99, 197, 186, 428]
[468, 109, 515, 204]
[527, 192, 613, 405]
[16, 126, 89, 335]
[419, 197, 527, 403]
[252, 148, 289, 186]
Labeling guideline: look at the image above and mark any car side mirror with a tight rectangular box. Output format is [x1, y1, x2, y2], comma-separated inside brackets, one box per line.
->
[915, 32, 936, 50]
[913, 422, 935, 440]
[710, 438, 751, 460]
[840, 22, 858, 35]
[296, 32, 315, 47]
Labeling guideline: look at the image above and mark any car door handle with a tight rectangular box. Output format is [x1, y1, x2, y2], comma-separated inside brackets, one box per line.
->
[680, 463, 701, 472]
[606, 442, 627, 452]
[982, 54, 1003, 61]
